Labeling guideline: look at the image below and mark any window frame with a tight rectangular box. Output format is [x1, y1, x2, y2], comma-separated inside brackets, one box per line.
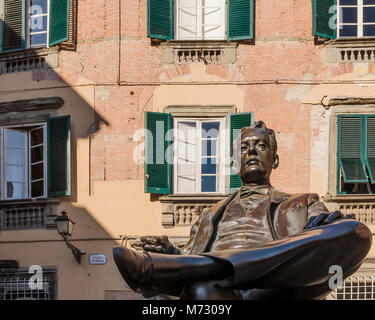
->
[26, 0, 50, 49]
[337, 0, 375, 39]
[175, 0, 226, 41]
[1, 122, 48, 201]
[337, 114, 375, 195]
[173, 116, 226, 194]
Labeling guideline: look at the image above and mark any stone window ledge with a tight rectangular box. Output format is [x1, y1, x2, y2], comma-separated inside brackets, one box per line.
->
[0, 47, 59, 75]
[325, 39, 375, 63]
[0, 97, 64, 126]
[160, 194, 228, 228]
[161, 41, 237, 64]
[0, 198, 60, 230]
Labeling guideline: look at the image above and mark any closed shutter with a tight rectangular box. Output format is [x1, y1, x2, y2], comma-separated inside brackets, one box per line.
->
[338, 116, 367, 184]
[312, 0, 337, 39]
[145, 112, 172, 194]
[147, 0, 174, 40]
[366, 116, 375, 183]
[47, 115, 71, 197]
[49, 0, 70, 46]
[227, 0, 254, 40]
[2, 0, 25, 51]
[227, 112, 253, 194]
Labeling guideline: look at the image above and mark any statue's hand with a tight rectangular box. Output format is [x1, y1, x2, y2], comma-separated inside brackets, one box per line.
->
[140, 235, 180, 255]
[303, 210, 355, 230]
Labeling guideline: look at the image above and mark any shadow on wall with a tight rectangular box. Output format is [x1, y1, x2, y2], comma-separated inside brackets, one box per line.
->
[0, 19, 142, 299]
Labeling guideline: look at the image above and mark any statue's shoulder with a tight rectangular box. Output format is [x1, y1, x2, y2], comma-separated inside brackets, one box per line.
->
[277, 191, 320, 210]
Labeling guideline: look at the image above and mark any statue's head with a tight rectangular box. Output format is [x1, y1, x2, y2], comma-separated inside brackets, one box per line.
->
[232, 121, 279, 185]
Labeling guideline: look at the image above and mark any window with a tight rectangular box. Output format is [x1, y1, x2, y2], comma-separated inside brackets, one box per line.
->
[176, 0, 225, 40]
[0, 267, 57, 300]
[144, 111, 253, 195]
[174, 118, 225, 193]
[337, 114, 375, 194]
[0, 115, 71, 200]
[147, 0, 254, 41]
[338, 0, 375, 38]
[1, 0, 70, 52]
[312, 0, 375, 39]
[1, 124, 47, 199]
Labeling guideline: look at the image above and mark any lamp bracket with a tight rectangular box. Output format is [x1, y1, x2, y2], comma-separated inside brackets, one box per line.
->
[65, 240, 86, 264]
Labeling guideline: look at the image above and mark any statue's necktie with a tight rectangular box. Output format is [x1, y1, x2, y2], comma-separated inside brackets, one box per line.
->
[239, 185, 270, 199]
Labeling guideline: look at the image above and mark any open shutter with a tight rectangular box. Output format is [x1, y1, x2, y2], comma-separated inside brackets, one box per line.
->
[147, 0, 174, 40]
[49, 0, 70, 46]
[338, 116, 367, 186]
[227, 112, 253, 194]
[47, 115, 71, 197]
[366, 116, 375, 184]
[312, 0, 337, 39]
[2, 0, 25, 51]
[227, 0, 254, 40]
[145, 112, 172, 194]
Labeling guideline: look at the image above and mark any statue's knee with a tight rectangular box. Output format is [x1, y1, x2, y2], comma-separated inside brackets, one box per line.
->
[331, 220, 372, 266]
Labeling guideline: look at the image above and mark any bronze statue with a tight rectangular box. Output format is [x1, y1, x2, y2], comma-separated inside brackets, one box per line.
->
[113, 121, 372, 300]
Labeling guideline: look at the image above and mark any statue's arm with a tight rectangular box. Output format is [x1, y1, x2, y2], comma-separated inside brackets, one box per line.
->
[304, 193, 355, 229]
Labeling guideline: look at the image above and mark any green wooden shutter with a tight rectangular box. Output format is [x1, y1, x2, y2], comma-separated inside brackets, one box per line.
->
[338, 116, 367, 188]
[145, 112, 172, 194]
[147, 0, 174, 40]
[2, 0, 25, 51]
[227, 0, 254, 40]
[227, 112, 253, 194]
[49, 0, 70, 46]
[312, 0, 337, 39]
[366, 116, 375, 183]
[47, 115, 71, 197]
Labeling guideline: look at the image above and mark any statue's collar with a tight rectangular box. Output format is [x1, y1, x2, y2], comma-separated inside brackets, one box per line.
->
[269, 188, 290, 204]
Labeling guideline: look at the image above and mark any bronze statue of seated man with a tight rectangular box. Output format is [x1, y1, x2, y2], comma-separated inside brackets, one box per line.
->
[113, 121, 372, 300]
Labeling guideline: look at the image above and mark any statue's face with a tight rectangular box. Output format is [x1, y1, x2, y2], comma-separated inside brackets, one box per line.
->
[239, 127, 278, 184]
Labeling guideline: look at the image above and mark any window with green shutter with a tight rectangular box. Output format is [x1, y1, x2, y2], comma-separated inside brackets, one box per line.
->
[144, 111, 254, 195]
[49, 0, 69, 46]
[47, 115, 71, 197]
[144, 112, 172, 194]
[312, 0, 337, 39]
[0, 121, 67, 200]
[337, 114, 375, 194]
[1, 0, 71, 52]
[2, 0, 25, 51]
[227, 112, 253, 194]
[147, 0, 254, 41]
[227, 0, 254, 40]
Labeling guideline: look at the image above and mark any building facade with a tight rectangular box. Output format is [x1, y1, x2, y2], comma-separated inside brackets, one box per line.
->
[0, 0, 374, 299]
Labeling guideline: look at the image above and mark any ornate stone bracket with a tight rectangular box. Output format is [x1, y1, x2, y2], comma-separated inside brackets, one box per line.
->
[325, 39, 375, 63]
[162, 41, 237, 64]
[0, 47, 59, 74]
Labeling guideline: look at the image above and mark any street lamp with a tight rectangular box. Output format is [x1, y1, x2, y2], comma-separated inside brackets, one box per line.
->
[55, 211, 85, 264]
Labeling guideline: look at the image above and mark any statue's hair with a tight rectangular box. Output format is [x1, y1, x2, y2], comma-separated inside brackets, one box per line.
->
[232, 121, 278, 174]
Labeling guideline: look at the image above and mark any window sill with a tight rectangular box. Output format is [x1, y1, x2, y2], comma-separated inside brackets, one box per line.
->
[323, 193, 375, 202]
[325, 38, 375, 63]
[159, 193, 228, 228]
[0, 46, 59, 75]
[161, 41, 237, 64]
[0, 198, 60, 207]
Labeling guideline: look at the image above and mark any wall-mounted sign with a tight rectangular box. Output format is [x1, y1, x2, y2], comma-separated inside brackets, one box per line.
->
[89, 254, 107, 265]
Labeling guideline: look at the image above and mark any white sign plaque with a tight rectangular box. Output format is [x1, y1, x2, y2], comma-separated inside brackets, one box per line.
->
[89, 254, 107, 265]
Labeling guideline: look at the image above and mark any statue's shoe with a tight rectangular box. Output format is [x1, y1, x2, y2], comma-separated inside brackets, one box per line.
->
[112, 247, 158, 298]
